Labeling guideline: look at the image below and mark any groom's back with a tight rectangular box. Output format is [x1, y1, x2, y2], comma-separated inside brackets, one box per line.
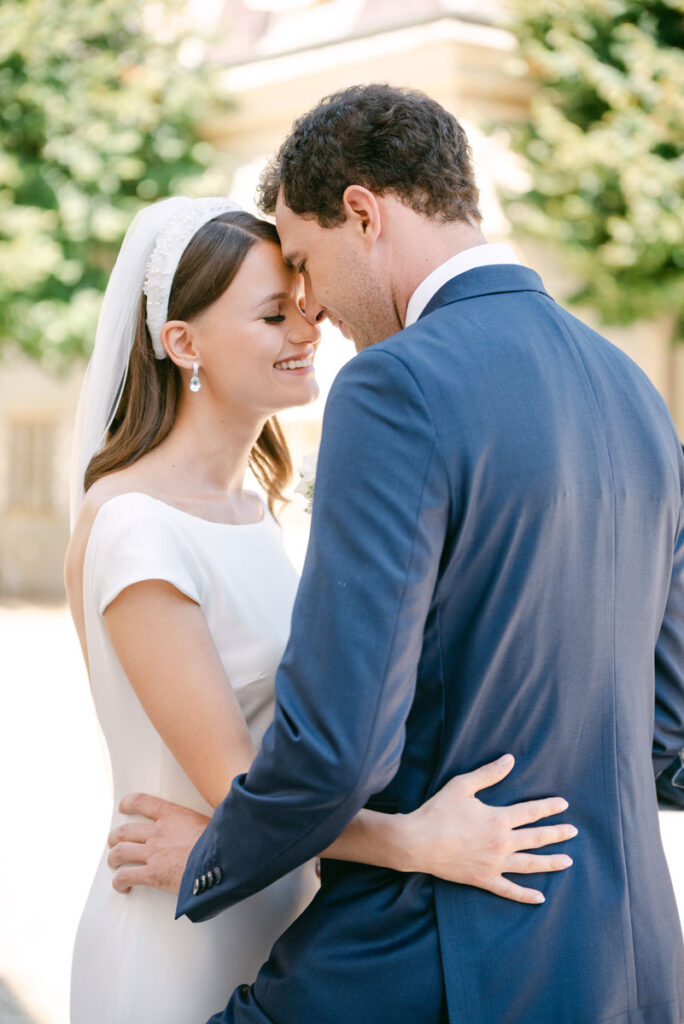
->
[366, 263, 684, 1022]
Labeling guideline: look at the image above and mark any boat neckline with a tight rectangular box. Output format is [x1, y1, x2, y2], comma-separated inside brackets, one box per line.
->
[92, 489, 268, 528]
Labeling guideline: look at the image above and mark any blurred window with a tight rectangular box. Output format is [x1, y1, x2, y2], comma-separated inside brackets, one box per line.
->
[7, 419, 56, 515]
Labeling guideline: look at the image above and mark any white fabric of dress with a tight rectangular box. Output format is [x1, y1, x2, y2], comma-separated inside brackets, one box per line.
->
[70, 492, 317, 1023]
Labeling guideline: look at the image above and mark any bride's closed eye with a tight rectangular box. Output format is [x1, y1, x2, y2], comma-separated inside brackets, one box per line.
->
[264, 315, 286, 324]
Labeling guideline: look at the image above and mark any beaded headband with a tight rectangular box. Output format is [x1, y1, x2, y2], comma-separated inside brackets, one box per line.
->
[143, 196, 241, 359]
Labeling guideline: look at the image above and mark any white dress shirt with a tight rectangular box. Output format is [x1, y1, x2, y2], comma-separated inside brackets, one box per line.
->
[404, 242, 521, 327]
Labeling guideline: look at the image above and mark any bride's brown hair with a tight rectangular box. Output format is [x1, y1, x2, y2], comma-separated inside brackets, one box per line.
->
[84, 211, 292, 514]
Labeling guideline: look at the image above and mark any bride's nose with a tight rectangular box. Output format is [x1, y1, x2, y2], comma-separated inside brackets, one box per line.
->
[290, 314, 321, 346]
[292, 300, 322, 344]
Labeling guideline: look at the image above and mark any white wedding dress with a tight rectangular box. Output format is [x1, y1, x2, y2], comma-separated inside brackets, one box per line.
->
[70, 492, 317, 1023]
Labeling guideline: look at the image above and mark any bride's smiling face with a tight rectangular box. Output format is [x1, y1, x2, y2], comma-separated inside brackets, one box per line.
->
[181, 240, 321, 417]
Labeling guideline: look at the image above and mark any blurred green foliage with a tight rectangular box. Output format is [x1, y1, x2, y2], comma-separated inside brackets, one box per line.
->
[507, 0, 684, 338]
[0, 0, 229, 369]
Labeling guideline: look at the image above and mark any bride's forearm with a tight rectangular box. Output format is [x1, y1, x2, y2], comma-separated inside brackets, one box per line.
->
[319, 810, 414, 872]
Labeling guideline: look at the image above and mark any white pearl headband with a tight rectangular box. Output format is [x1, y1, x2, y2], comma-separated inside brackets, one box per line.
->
[143, 196, 241, 359]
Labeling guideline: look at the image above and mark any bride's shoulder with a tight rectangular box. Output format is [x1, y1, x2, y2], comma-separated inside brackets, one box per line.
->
[82, 472, 136, 517]
[73, 475, 132, 539]
[64, 476, 128, 619]
[66, 473, 147, 575]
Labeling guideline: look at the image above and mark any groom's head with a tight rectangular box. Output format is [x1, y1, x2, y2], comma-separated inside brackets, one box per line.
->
[259, 84, 482, 349]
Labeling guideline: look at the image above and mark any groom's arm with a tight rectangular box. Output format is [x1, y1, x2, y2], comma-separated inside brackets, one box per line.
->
[176, 346, 449, 922]
[653, 476, 684, 782]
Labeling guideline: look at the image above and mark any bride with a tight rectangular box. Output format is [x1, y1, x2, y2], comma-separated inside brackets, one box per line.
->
[65, 196, 576, 1023]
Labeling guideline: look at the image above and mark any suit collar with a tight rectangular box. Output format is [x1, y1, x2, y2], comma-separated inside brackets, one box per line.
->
[405, 243, 521, 326]
[418, 265, 550, 321]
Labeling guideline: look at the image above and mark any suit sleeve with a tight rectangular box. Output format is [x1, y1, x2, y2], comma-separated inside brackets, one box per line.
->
[653, 481, 684, 781]
[176, 347, 448, 921]
[656, 751, 684, 806]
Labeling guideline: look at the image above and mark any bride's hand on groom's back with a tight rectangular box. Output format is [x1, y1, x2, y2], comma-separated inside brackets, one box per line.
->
[400, 754, 577, 905]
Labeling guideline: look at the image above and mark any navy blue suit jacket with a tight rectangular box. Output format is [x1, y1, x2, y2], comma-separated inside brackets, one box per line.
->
[177, 266, 684, 1024]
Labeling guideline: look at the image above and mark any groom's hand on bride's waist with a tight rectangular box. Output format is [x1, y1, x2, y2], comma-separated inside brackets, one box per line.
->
[107, 794, 210, 895]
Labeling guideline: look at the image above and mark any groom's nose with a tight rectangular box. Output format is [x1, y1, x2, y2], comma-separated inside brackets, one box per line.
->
[301, 280, 327, 325]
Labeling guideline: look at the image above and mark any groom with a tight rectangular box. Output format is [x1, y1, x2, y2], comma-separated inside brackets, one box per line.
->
[110, 86, 684, 1021]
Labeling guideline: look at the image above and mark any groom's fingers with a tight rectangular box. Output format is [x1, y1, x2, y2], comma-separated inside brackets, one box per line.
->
[119, 792, 169, 820]
[112, 864, 149, 894]
[506, 797, 570, 829]
[107, 841, 147, 870]
[107, 822, 152, 847]
[505, 852, 573, 875]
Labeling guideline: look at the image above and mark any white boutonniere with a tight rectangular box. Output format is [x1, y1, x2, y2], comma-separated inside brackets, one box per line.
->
[294, 450, 318, 514]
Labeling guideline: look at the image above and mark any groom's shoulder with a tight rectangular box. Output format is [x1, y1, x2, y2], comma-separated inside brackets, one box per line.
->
[324, 329, 438, 429]
[331, 322, 429, 392]
[360, 317, 446, 383]
[327, 319, 449, 420]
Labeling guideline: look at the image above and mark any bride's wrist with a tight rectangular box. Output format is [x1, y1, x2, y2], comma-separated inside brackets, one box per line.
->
[385, 811, 420, 874]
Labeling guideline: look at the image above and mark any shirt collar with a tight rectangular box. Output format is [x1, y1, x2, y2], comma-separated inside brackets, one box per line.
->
[404, 242, 522, 327]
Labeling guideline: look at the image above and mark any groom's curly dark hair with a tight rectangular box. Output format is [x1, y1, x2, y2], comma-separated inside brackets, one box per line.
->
[258, 83, 481, 227]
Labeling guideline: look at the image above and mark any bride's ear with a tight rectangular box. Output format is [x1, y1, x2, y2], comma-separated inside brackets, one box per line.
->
[160, 320, 199, 370]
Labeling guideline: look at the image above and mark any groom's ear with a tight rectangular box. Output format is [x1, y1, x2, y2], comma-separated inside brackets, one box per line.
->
[160, 320, 199, 369]
[341, 186, 381, 248]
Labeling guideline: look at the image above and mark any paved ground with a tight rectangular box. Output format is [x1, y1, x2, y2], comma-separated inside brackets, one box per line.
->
[1, 599, 682, 1024]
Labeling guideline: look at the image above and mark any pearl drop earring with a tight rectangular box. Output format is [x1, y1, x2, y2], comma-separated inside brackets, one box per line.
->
[189, 361, 201, 393]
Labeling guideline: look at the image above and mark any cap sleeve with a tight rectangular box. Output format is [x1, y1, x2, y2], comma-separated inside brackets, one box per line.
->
[86, 496, 203, 616]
